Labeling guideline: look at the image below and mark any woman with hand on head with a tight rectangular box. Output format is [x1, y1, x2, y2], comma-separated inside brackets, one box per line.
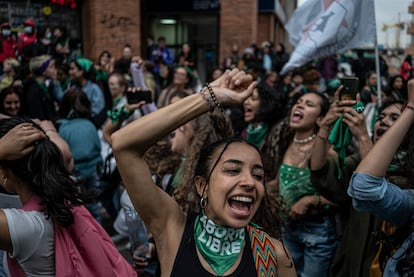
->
[0, 118, 136, 276]
[347, 79, 414, 277]
[112, 69, 296, 277]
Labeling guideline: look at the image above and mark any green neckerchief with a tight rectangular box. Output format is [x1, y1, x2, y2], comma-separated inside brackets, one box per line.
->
[61, 78, 71, 92]
[34, 79, 52, 101]
[194, 211, 245, 276]
[369, 85, 377, 96]
[328, 102, 365, 179]
[106, 103, 129, 124]
[246, 123, 268, 148]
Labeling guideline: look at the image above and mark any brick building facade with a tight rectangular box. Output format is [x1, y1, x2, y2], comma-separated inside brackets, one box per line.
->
[80, 0, 294, 72]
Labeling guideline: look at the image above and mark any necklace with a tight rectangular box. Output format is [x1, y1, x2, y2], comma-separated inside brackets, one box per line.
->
[293, 134, 316, 144]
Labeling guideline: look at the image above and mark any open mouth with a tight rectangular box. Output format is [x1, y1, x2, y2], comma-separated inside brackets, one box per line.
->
[375, 128, 386, 140]
[291, 110, 303, 122]
[228, 196, 253, 215]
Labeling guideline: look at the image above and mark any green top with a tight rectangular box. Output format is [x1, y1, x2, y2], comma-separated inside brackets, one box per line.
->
[279, 164, 317, 210]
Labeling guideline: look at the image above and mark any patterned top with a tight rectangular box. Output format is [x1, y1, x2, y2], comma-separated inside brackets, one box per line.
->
[279, 164, 317, 210]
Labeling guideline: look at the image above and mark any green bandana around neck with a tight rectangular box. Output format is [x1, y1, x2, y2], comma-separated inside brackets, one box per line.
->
[328, 102, 365, 179]
[246, 122, 268, 148]
[194, 212, 245, 276]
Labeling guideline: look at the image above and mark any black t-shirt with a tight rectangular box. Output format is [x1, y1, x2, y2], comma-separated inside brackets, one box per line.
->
[171, 213, 257, 277]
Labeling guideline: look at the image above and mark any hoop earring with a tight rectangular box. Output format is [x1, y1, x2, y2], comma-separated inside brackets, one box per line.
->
[200, 197, 208, 208]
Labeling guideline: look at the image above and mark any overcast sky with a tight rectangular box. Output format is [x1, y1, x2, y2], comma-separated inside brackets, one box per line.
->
[297, 0, 413, 49]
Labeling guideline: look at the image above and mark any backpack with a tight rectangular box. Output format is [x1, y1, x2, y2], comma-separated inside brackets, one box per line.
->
[7, 196, 137, 277]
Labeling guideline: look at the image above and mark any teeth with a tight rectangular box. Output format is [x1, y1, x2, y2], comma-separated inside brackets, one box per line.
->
[231, 196, 253, 203]
[294, 111, 302, 116]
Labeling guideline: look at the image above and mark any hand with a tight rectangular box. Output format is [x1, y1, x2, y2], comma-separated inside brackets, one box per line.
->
[132, 241, 156, 273]
[321, 86, 357, 129]
[131, 56, 144, 66]
[0, 123, 46, 160]
[32, 119, 57, 133]
[342, 107, 369, 140]
[289, 195, 314, 220]
[209, 69, 256, 106]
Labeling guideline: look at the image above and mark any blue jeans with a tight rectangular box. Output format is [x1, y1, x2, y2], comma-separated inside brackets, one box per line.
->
[283, 215, 338, 277]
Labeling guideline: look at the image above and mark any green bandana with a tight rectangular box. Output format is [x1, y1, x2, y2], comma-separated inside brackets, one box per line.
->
[194, 212, 245, 276]
[76, 58, 93, 73]
[106, 104, 129, 124]
[246, 123, 268, 148]
[34, 79, 52, 101]
[328, 102, 365, 179]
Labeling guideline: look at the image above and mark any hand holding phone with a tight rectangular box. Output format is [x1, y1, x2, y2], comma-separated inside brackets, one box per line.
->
[127, 90, 152, 104]
[340, 77, 359, 101]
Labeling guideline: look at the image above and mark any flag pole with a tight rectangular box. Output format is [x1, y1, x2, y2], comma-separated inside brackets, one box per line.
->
[374, 43, 382, 107]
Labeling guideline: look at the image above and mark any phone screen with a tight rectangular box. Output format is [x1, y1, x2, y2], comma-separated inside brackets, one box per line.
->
[127, 90, 152, 104]
[340, 77, 359, 101]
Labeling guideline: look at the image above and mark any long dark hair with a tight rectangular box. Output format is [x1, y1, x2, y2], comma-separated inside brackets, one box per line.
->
[0, 117, 88, 227]
[58, 88, 91, 119]
[253, 82, 285, 125]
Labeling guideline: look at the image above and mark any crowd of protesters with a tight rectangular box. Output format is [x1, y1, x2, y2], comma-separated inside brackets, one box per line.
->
[0, 18, 413, 277]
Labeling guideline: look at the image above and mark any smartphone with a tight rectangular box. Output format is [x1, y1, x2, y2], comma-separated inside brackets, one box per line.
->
[127, 90, 152, 104]
[340, 77, 359, 101]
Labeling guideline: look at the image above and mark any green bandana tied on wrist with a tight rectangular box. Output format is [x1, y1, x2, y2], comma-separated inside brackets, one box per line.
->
[328, 102, 365, 179]
[194, 211, 245, 276]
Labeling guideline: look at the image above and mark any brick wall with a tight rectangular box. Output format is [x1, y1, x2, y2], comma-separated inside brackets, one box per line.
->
[81, 0, 142, 62]
[219, 0, 258, 66]
[258, 14, 274, 47]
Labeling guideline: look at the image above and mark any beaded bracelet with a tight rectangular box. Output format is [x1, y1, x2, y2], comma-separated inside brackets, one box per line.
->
[200, 87, 214, 112]
[204, 83, 225, 115]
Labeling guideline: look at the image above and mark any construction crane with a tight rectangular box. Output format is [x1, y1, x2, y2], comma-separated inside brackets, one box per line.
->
[381, 14, 406, 49]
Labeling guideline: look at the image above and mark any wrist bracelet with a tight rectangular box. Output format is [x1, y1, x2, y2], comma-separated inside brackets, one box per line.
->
[204, 83, 225, 115]
[200, 87, 214, 112]
[405, 105, 414, 112]
[317, 133, 328, 141]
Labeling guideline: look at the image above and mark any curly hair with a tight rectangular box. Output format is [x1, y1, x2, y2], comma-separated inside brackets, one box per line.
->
[172, 109, 234, 212]
[0, 118, 90, 227]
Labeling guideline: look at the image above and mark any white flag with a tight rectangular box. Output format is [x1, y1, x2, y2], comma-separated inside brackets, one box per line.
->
[281, 0, 376, 75]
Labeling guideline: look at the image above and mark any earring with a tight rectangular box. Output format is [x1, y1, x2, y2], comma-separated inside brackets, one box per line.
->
[200, 197, 208, 208]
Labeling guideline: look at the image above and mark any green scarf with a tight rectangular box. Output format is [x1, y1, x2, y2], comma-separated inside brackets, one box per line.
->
[194, 212, 245, 276]
[34, 79, 52, 101]
[328, 102, 365, 179]
[246, 123, 268, 148]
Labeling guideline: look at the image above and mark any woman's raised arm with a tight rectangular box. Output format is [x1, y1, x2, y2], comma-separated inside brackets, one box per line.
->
[111, 69, 256, 237]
